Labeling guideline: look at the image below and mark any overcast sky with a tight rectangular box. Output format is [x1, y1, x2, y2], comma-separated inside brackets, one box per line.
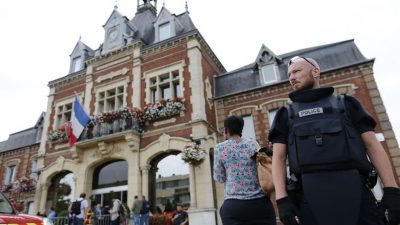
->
[1, 0, 399, 155]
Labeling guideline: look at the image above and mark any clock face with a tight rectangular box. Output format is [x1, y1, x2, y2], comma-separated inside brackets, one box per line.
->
[109, 30, 118, 41]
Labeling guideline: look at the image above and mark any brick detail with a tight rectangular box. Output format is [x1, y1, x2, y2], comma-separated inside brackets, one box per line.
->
[362, 71, 400, 180]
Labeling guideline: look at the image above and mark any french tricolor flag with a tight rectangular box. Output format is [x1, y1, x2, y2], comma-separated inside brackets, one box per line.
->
[68, 96, 90, 147]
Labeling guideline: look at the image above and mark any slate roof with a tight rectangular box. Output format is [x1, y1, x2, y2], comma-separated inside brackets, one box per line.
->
[175, 12, 197, 34]
[131, 8, 157, 44]
[214, 39, 371, 98]
[130, 7, 196, 45]
[0, 113, 44, 153]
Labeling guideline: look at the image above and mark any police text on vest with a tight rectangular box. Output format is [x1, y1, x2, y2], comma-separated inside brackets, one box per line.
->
[298, 107, 324, 117]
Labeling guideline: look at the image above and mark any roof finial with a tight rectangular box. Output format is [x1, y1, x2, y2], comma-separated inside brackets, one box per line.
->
[163, 0, 165, 7]
[185, 0, 189, 13]
[114, 0, 118, 9]
[79, 35, 82, 41]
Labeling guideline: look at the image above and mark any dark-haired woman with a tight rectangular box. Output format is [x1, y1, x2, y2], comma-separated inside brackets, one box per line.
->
[214, 115, 276, 225]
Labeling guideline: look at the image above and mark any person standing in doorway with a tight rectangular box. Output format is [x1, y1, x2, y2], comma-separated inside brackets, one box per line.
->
[71, 193, 89, 225]
[214, 115, 276, 225]
[109, 194, 122, 225]
[139, 196, 150, 225]
[131, 195, 142, 225]
[70, 193, 89, 225]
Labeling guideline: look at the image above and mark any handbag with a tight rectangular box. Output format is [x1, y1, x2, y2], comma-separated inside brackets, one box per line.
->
[254, 147, 274, 195]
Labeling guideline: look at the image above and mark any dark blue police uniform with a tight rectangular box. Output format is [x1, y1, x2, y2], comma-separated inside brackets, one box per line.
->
[269, 87, 384, 225]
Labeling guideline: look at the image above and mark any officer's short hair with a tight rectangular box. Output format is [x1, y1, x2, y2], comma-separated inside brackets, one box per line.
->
[80, 193, 86, 198]
[224, 115, 244, 137]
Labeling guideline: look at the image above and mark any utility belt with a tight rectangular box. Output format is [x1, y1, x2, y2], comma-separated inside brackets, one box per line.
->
[286, 168, 378, 205]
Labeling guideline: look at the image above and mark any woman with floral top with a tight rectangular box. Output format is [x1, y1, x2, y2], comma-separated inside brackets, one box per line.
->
[214, 115, 276, 225]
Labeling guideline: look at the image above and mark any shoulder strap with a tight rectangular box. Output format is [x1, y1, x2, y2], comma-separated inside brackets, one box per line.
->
[284, 103, 296, 128]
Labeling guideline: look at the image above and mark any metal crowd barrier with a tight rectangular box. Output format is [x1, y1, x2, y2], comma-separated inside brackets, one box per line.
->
[51, 215, 112, 225]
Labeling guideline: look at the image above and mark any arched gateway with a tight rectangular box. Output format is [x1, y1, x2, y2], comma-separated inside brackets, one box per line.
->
[35, 131, 219, 225]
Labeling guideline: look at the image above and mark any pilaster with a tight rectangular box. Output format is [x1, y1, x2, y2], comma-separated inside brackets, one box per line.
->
[132, 43, 142, 108]
[140, 165, 151, 198]
[39, 181, 51, 211]
[187, 38, 206, 121]
[38, 87, 55, 156]
[84, 65, 94, 112]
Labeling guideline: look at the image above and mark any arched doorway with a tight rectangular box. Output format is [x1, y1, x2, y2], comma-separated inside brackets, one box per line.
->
[92, 160, 128, 208]
[149, 151, 190, 213]
[46, 171, 75, 216]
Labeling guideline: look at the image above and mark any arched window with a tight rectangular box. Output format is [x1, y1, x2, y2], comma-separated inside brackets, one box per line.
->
[92, 160, 128, 206]
[93, 160, 128, 189]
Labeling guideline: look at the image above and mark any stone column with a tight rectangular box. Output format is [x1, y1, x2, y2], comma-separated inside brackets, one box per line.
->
[38, 87, 55, 156]
[189, 165, 197, 208]
[149, 166, 158, 209]
[33, 181, 42, 214]
[187, 38, 206, 121]
[188, 122, 217, 225]
[39, 182, 51, 211]
[140, 165, 151, 199]
[126, 134, 141, 207]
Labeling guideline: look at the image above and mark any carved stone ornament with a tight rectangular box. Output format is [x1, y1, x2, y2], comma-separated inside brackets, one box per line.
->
[96, 67, 129, 83]
[94, 141, 123, 158]
[158, 133, 171, 152]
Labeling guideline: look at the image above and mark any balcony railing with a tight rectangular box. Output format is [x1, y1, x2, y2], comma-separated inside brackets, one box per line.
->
[48, 98, 185, 144]
[80, 118, 143, 141]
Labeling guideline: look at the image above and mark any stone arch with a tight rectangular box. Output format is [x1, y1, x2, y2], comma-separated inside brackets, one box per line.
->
[45, 170, 75, 215]
[41, 157, 79, 186]
[141, 133, 190, 166]
[147, 149, 185, 211]
[140, 133, 192, 211]
[228, 105, 258, 116]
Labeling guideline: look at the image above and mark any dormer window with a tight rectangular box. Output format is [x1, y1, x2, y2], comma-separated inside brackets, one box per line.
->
[72, 57, 82, 72]
[159, 22, 171, 41]
[261, 64, 278, 84]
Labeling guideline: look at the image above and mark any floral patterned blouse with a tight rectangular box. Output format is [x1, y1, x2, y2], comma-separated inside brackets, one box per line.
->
[213, 138, 265, 200]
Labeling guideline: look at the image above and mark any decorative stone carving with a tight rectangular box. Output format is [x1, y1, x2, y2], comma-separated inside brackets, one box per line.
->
[125, 133, 140, 152]
[96, 67, 129, 83]
[159, 133, 171, 151]
[140, 165, 151, 175]
[70, 146, 80, 162]
[94, 141, 123, 158]
[56, 156, 65, 172]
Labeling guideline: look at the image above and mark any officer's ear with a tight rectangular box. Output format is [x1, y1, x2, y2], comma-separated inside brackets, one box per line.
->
[311, 67, 320, 78]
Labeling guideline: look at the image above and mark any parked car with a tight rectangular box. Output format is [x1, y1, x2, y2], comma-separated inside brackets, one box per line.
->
[0, 192, 53, 225]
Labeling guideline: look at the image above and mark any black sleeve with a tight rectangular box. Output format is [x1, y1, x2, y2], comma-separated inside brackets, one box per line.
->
[344, 95, 376, 134]
[268, 106, 289, 144]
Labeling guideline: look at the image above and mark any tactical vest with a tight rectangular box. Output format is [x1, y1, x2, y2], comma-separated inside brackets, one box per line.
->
[285, 94, 372, 174]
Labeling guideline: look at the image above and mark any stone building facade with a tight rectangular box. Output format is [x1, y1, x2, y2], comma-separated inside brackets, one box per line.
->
[1, 1, 399, 224]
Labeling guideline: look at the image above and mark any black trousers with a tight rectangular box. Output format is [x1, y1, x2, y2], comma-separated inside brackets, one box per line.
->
[220, 196, 276, 225]
[299, 185, 384, 225]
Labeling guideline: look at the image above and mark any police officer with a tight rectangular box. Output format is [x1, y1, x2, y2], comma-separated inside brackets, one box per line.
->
[269, 56, 400, 225]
